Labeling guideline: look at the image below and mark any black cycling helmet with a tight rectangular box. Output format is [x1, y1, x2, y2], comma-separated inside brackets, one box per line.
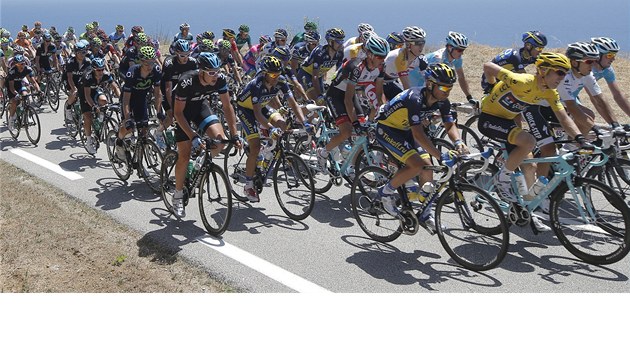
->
[262, 56, 282, 73]
[522, 31, 548, 47]
[425, 63, 457, 85]
[174, 39, 190, 52]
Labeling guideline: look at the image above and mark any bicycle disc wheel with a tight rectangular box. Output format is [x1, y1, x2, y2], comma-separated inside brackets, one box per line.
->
[139, 139, 164, 193]
[273, 151, 315, 220]
[350, 166, 402, 243]
[160, 150, 179, 214]
[551, 178, 630, 265]
[24, 107, 41, 145]
[198, 164, 233, 236]
[435, 182, 509, 271]
[106, 130, 132, 181]
[223, 142, 250, 202]
[294, 134, 333, 194]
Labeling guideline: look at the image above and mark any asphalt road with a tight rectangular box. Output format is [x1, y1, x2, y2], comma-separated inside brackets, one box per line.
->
[1, 98, 629, 293]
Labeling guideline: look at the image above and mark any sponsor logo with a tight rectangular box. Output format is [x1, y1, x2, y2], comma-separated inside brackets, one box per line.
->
[487, 123, 509, 134]
[380, 130, 407, 153]
[498, 92, 528, 113]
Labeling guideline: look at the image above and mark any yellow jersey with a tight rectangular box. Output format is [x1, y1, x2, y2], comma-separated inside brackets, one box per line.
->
[481, 68, 564, 119]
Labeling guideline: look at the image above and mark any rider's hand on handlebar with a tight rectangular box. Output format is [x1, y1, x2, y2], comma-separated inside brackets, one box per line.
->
[575, 134, 595, 151]
[191, 136, 204, 152]
[455, 140, 470, 155]
[352, 119, 365, 135]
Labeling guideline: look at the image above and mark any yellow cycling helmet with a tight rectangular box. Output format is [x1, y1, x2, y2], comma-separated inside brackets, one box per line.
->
[535, 52, 571, 71]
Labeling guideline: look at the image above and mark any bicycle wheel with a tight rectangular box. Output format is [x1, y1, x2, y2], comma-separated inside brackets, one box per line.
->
[435, 182, 509, 271]
[198, 164, 233, 236]
[139, 139, 164, 193]
[63, 100, 79, 138]
[354, 144, 396, 175]
[47, 80, 60, 112]
[273, 151, 315, 220]
[350, 166, 402, 243]
[24, 106, 41, 145]
[223, 142, 250, 202]
[464, 114, 480, 133]
[294, 134, 334, 194]
[160, 150, 179, 214]
[6, 108, 20, 140]
[438, 123, 484, 156]
[457, 159, 500, 191]
[551, 177, 630, 264]
[106, 130, 132, 181]
[0, 89, 6, 118]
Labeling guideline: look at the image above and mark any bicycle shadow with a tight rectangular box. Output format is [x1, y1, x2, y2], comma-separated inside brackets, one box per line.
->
[309, 192, 355, 228]
[227, 201, 309, 235]
[58, 153, 111, 172]
[0, 136, 37, 150]
[341, 235, 502, 290]
[89, 176, 161, 210]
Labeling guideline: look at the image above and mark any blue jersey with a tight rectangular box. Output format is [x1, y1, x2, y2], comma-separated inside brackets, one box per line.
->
[592, 66, 616, 84]
[409, 47, 463, 87]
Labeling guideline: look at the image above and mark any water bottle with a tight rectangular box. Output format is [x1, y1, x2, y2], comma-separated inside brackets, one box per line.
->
[331, 146, 341, 162]
[165, 127, 175, 146]
[513, 171, 528, 195]
[186, 160, 194, 179]
[418, 181, 435, 203]
[406, 180, 420, 201]
[193, 151, 206, 173]
[529, 176, 549, 197]
[340, 143, 352, 160]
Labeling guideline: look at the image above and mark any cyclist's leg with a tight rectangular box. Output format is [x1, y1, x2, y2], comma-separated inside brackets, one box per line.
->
[198, 101, 225, 157]
[523, 105, 557, 181]
[237, 107, 262, 179]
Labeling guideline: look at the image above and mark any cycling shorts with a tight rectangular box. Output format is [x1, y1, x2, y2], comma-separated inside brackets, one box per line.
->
[174, 100, 220, 142]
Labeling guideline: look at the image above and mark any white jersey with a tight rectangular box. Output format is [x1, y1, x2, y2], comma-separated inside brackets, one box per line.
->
[558, 70, 602, 102]
[343, 43, 367, 63]
[343, 36, 359, 49]
[383, 48, 422, 81]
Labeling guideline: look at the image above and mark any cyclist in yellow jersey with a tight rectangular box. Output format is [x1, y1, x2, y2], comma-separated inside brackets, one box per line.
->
[479, 52, 587, 204]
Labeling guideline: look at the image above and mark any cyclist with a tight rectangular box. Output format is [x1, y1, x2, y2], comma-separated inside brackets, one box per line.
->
[170, 52, 240, 218]
[29, 22, 43, 38]
[588, 37, 630, 123]
[480, 31, 547, 93]
[34, 33, 60, 78]
[159, 39, 198, 149]
[124, 25, 144, 50]
[80, 23, 96, 41]
[382, 26, 427, 100]
[19, 25, 31, 40]
[81, 58, 121, 154]
[270, 45, 307, 101]
[290, 21, 318, 48]
[316, 35, 389, 177]
[241, 35, 271, 76]
[386, 32, 404, 51]
[373, 63, 459, 230]
[235, 24, 252, 52]
[5, 55, 40, 131]
[217, 40, 242, 85]
[63, 41, 92, 125]
[15, 31, 35, 59]
[296, 28, 345, 102]
[114, 46, 162, 160]
[479, 52, 586, 206]
[343, 30, 374, 63]
[109, 25, 127, 53]
[119, 32, 148, 77]
[558, 42, 620, 136]
[63, 27, 77, 49]
[290, 31, 319, 77]
[343, 23, 374, 48]
[219, 28, 243, 67]
[235, 56, 306, 202]
[258, 28, 289, 64]
[191, 39, 215, 59]
[409, 32, 476, 105]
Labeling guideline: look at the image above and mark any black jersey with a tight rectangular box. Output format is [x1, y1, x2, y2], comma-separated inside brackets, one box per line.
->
[81, 70, 114, 98]
[119, 46, 139, 75]
[174, 69, 228, 107]
[64, 55, 92, 85]
[161, 56, 197, 93]
[35, 42, 57, 68]
[5, 65, 34, 86]
[123, 64, 162, 96]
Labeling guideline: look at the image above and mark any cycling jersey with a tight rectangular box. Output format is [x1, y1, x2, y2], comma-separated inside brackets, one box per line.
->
[290, 32, 306, 48]
[119, 46, 139, 75]
[81, 70, 114, 103]
[64, 55, 91, 86]
[557, 70, 602, 102]
[480, 48, 536, 91]
[161, 56, 197, 93]
[109, 31, 127, 43]
[242, 44, 261, 73]
[299, 44, 343, 76]
[481, 68, 563, 119]
[329, 57, 384, 92]
[383, 48, 422, 81]
[343, 43, 366, 63]
[592, 66, 616, 84]
[173, 33, 194, 43]
[291, 43, 313, 64]
[235, 34, 251, 50]
[218, 52, 236, 68]
[35, 42, 57, 70]
[409, 48, 461, 87]
[4, 65, 34, 98]
[376, 86, 453, 130]
[236, 73, 293, 110]
[123, 64, 162, 95]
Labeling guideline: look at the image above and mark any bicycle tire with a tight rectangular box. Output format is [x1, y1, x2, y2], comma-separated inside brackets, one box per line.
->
[47, 80, 60, 112]
[350, 165, 402, 243]
[293, 134, 334, 194]
[24, 106, 41, 145]
[139, 139, 164, 194]
[438, 123, 484, 156]
[198, 164, 233, 236]
[354, 144, 396, 175]
[7, 108, 20, 140]
[223, 142, 250, 202]
[63, 100, 79, 138]
[106, 130, 133, 181]
[435, 182, 509, 271]
[273, 151, 315, 220]
[160, 150, 179, 214]
[550, 177, 630, 265]
[585, 158, 630, 202]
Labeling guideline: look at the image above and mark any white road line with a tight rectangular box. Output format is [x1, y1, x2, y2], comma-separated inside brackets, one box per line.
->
[197, 237, 332, 293]
[9, 148, 83, 180]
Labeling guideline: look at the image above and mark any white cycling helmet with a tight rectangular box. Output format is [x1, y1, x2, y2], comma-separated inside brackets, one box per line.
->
[566, 41, 600, 60]
[360, 30, 375, 43]
[446, 31, 469, 49]
[591, 37, 620, 54]
[357, 23, 374, 34]
[402, 26, 426, 42]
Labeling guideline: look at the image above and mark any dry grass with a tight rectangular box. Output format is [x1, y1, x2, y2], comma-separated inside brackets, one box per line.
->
[0, 160, 235, 293]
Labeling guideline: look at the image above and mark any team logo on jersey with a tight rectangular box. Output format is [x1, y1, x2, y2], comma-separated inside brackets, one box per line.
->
[411, 115, 420, 123]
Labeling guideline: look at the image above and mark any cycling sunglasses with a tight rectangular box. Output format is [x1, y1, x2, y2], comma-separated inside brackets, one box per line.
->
[453, 47, 465, 53]
[333, 39, 344, 45]
[552, 69, 567, 76]
[579, 59, 596, 65]
[177, 52, 190, 58]
[266, 71, 281, 79]
[605, 52, 617, 59]
[202, 69, 220, 76]
[436, 84, 453, 93]
[410, 40, 426, 46]
[372, 53, 386, 60]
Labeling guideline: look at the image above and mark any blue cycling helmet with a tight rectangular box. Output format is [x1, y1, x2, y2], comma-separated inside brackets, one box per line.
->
[271, 45, 291, 61]
[14, 54, 26, 64]
[304, 30, 320, 43]
[43, 32, 52, 41]
[386, 32, 404, 48]
[197, 52, 222, 70]
[75, 41, 88, 52]
[91, 57, 106, 69]
[446, 31, 469, 49]
[591, 37, 620, 54]
[364, 35, 390, 57]
[174, 39, 190, 52]
[522, 31, 547, 47]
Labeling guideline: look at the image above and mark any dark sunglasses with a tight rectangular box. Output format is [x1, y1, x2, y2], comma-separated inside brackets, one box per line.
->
[453, 48, 465, 53]
[373, 54, 386, 60]
[552, 69, 567, 76]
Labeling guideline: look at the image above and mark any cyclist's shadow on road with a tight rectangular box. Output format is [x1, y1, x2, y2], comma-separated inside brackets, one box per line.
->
[59, 153, 111, 173]
[228, 201, 309, 235]
[309, 193, 355, 228]
[89, 177, 161, 210]
[45, 127, 83, 151]
[341, 235, 502, 290]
